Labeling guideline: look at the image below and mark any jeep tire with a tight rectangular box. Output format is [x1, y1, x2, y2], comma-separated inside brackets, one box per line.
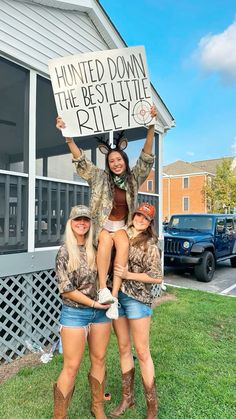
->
[194, 251, 215, 282]
[230, 257, 236, 268]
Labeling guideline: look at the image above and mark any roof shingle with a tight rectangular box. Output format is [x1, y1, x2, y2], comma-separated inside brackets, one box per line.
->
[163, 157, 235, 176]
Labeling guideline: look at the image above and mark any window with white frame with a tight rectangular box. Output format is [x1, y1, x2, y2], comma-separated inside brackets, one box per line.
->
[147, 180, 153, 192]
[183, 197, 189, 211]
[183, 177, 189, 188]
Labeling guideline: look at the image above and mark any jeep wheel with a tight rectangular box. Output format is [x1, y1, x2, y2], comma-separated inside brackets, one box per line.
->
[194, 251, 215, 282]
[230, 257, 236, 268]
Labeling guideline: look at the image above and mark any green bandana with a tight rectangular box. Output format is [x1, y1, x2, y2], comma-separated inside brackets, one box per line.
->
[112, 173, 127, 190]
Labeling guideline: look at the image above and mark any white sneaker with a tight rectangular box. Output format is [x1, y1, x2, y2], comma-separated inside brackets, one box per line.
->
[98, 288, 114, 304]
[106, 297, 120, 320]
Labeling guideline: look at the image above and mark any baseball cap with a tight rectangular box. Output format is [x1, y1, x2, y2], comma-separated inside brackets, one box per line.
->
[133, 203, 156, 221]
[69, 205, 91, 220]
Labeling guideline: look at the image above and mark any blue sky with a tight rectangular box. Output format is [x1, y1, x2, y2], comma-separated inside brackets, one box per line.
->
[100, 0, 236, 165]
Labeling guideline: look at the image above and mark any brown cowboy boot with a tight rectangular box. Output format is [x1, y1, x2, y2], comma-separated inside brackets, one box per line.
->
[142, 377, 158, 419]
[53, 383, 75, 419]
[109, 368, 135, 417]
[88, 373, 107, 419]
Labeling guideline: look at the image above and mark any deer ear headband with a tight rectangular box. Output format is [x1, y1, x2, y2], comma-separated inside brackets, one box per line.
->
[97, 132, 128, 155]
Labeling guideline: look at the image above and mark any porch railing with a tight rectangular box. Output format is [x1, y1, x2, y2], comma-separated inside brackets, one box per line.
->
[0, 172, 28, 254]
[35, 176, 89, 248]
[0, 171, 159, 254]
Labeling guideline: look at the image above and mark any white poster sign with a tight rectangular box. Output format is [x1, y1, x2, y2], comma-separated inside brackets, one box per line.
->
[48, 46, 154, 137]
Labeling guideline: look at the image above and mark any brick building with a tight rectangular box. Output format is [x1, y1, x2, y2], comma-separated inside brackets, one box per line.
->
[139, 168, 155, 194]
[140, 157, 235, 220]
[163, 157, 236, 220]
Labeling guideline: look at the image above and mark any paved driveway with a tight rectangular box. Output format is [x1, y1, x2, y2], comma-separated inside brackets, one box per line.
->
[164, 260, 236, 297]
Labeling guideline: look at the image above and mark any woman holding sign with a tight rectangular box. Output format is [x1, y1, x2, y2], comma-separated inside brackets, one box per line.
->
[56, 104, 157, 320]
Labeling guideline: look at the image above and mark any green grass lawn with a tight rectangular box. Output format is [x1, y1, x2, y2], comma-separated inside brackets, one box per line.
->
[1, 288, 236, 419]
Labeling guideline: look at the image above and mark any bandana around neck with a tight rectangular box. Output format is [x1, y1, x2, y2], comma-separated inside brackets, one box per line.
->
[111, 173, 127, 190]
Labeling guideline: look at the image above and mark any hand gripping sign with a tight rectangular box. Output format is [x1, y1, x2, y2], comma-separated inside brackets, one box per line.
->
[48, 46, 155, 138]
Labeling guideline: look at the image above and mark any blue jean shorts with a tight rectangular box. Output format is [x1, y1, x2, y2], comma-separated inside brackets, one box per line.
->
[60, 304, 111, 328]
[118, 291, 153, 319]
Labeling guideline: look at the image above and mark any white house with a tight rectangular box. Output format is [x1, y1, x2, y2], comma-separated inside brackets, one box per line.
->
[0, 0, 174, 363]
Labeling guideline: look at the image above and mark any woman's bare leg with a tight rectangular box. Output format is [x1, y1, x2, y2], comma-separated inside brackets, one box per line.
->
[97, 229, 113, 289]
[109, 317, 136, 416]
[88, 322, 111, 382]
[57, 326, 87, 396]
[112, 317, 134, 372]
[112, 230, 129, 297]
[129, 317, 158, 416]
[129, 317, 155, 387]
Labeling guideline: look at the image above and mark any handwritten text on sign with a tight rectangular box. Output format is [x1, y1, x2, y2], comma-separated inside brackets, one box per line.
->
[48, 46, 154, 137]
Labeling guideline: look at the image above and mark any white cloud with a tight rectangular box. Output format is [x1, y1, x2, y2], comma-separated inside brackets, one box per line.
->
[186, 151, 195, 157]
[196, 20, 236, 84]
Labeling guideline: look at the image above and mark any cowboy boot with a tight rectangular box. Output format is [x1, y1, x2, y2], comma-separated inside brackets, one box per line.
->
[109, 368, 135, 417]
[53, 383, 75, 419]
[142, 377, 158, 419]
[88, 373, 107, 419]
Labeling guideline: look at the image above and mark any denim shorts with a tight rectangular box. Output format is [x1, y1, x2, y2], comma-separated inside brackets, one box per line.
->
[59, 304, 111, 328]
[118, 291, 153, 319]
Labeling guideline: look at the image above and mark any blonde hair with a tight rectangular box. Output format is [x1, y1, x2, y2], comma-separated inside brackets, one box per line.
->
[64, 219, 96, 273]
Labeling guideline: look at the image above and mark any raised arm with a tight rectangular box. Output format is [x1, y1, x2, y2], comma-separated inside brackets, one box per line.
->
[56, 117, 81, 159]
[143, 105, 157, 155]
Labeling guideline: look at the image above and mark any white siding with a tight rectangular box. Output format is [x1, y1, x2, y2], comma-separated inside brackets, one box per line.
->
[0, 0, 109, 75]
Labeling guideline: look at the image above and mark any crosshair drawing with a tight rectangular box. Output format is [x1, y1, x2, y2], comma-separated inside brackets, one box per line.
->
[132, 100, 153, 126]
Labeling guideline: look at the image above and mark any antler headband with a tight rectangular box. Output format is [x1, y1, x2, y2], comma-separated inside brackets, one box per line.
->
[97, 131, 128, 155]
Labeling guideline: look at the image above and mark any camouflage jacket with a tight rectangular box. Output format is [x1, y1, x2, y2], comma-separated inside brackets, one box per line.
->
[73, 149, 154, 245]
[55, 244, 98, 308]
[120, 227, 162, 306]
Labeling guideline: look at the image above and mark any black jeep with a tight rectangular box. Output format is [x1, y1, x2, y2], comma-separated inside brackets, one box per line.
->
[164, 214, 236, 282]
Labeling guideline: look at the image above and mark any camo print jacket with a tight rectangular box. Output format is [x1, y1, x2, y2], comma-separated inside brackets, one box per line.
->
[73, 149, 154, 245]
[55, 244, 98, 308]
[120, 227, 163, 307]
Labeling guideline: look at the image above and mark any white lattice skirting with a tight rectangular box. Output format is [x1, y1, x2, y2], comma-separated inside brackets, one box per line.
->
[0, 269, 61, 364]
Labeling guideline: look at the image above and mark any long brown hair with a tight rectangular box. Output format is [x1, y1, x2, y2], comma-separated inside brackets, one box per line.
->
[106, 149, 135, 208]
[130, 220, 158, 251]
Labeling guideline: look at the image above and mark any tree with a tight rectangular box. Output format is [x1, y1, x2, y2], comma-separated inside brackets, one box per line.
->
[203, 159, 236, 213]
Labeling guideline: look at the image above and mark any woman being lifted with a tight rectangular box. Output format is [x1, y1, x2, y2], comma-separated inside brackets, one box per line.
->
[56, 105, 157, 319]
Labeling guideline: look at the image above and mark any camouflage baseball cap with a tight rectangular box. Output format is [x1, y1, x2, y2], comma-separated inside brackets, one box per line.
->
[69, 205, 91, 220]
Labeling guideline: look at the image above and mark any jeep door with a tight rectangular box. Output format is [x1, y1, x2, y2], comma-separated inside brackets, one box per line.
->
[227, 217, 236, 255]
[215, 218, 232, 257]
